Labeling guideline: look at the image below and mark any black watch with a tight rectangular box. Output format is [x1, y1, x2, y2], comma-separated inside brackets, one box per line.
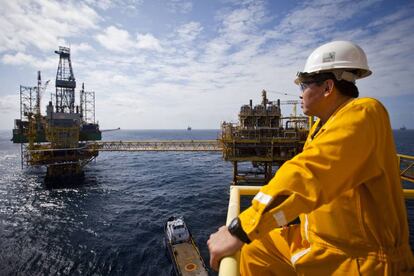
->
[228, 217, 251, 244]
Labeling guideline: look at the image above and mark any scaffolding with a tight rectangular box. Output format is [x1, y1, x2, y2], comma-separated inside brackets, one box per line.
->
[80, 83, 96, 124]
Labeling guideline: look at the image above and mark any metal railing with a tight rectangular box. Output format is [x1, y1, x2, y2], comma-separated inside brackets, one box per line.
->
[399, 154, 414, 185]
[85, 140, 222, 152]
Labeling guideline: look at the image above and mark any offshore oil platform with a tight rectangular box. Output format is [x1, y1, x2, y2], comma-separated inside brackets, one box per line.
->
[11, 54, 414, 188]
[11, 50, 309, 185]
[10, 46, 309, 186]
[220, 90, 309, 184]
[12, 46, 101, 183]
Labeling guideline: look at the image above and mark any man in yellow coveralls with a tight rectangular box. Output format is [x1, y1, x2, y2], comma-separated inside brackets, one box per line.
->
[207, 41, 414, 275]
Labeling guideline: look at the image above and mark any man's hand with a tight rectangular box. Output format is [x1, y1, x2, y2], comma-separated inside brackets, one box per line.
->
[207, 225, 244, 271]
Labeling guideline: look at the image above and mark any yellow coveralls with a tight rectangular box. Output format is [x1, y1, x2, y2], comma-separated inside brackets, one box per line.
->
[238, 98, 414, 275]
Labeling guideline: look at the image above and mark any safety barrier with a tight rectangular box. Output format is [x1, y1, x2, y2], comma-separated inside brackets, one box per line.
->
[399, 154, 414, 199]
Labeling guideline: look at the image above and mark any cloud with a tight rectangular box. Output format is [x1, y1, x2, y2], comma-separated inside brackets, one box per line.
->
[71, 43, 94, 54]
[176, 22, 203, 42]
[0, 94, 19, 113]
[136, 33, 163, 51]
[1, 0, 413, 129]
[217, 0, 267, 44]
[96, 26, 163, 53]
[0, 1, 101, 53]
[84, 0, 113, 10]
[2, 52, 56, 69]
[95, 26, 135, 53]
[84, 0, 144, 13]
[167, 0, 193, 14]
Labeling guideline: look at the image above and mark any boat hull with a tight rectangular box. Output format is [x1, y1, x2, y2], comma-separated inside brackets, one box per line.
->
[164, 217, 208, 276]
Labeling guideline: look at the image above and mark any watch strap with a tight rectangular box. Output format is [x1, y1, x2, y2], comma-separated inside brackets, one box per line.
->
[229, 217, 251, 244]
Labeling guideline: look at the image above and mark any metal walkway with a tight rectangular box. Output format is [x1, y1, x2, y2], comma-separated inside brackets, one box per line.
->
[85, 140, 222, 152]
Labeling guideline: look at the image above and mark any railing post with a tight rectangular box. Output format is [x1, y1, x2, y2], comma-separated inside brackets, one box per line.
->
[219, 186, 261, 276]
[219, 186, 241, 276]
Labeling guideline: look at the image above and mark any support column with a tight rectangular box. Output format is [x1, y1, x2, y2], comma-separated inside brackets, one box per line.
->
[233, 161, 238, 185]
[264, 162, 273, 184]
[45, 163, 84, 186]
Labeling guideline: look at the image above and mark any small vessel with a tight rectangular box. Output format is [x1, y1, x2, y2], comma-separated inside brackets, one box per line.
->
[400, 125, 407, 131]
[164, 216, 208, 276]
[187, 126, 192, 131]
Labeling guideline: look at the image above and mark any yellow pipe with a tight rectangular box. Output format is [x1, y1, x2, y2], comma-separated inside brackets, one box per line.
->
[219, 186, 240, 276]
[402, 176, 414, 183]
[398, 154, 414, 160]
[219, 186, 260, 276]
[404, 189, 414, 199]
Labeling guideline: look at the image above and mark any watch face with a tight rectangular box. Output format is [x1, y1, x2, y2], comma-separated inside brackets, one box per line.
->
[229, 217, 238, 232]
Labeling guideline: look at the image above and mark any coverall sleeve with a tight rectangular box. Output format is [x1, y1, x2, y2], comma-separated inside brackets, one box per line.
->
[239, 101, 383, 240]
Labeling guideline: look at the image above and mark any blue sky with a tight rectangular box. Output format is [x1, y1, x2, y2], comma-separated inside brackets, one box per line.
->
[0, 0, 413, 129]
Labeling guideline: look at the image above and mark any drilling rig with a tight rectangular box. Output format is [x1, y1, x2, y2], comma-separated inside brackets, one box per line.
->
[12, 46, 101, 184]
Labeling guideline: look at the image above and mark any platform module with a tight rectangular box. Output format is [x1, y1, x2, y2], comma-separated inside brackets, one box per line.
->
[219, 90, 310, 185]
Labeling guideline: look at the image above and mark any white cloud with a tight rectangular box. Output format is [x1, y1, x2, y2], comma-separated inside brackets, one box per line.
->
[176, 22, 203, 42]
[0, 1, 101, 53]
[2, 52, 56, 69]
[71, 43, 94, 54]
[0, 94, 19, 113]
[1, 0, 414, 129]
[85, 0, 144, 13]
[96, 26, 163, 53]
[136, 33, 163, 51]
[167, 0, 193, 14]
[96, 26, 136, 53]
[218, 0, 267, 44]
[84, 0, 113, 10]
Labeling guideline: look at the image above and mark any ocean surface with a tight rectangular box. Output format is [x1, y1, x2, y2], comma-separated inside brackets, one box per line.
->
[0, 129, 413, 275]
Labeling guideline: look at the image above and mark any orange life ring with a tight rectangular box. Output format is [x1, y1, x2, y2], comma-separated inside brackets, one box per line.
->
[185, 262, 197, 271]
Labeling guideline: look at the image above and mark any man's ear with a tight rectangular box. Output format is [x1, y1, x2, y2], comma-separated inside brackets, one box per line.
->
[324, 79, 334, 96]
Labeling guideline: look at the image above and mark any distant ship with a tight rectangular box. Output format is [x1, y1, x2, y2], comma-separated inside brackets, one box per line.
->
[187, 126, 192, 131]
[400, 125, 407, 131]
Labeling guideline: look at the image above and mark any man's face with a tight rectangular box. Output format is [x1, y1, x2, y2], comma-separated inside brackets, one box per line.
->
[299, 80, 326, 116]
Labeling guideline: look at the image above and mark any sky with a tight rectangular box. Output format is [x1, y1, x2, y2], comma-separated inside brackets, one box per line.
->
[0, 0, 413, 130]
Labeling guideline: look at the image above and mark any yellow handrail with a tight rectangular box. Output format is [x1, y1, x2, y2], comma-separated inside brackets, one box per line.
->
[398, 154, 414, 184]
[219, 186, 260, 276]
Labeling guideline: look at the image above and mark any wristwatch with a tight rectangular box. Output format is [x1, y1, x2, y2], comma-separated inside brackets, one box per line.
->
[228, 217, 251, 244]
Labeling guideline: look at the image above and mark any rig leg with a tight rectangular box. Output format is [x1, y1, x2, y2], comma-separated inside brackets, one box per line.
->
[45, 163, 84, 186]
[233, 161, 238, 185]
[264, 162, 273, 184]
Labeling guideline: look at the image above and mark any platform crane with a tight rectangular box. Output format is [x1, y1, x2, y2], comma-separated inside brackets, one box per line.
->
[35, 71, 50, 117]
[280, 100, 299, 117]
[263, 89, 300, 117]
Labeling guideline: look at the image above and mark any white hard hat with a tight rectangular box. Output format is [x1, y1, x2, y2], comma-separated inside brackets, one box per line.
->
[295, 41, 372, 84]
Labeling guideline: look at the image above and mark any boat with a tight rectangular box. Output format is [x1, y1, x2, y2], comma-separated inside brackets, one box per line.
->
[164, 216, 208, 276]
[400, 125, 407, 131]
[187, 126, 192, 131]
